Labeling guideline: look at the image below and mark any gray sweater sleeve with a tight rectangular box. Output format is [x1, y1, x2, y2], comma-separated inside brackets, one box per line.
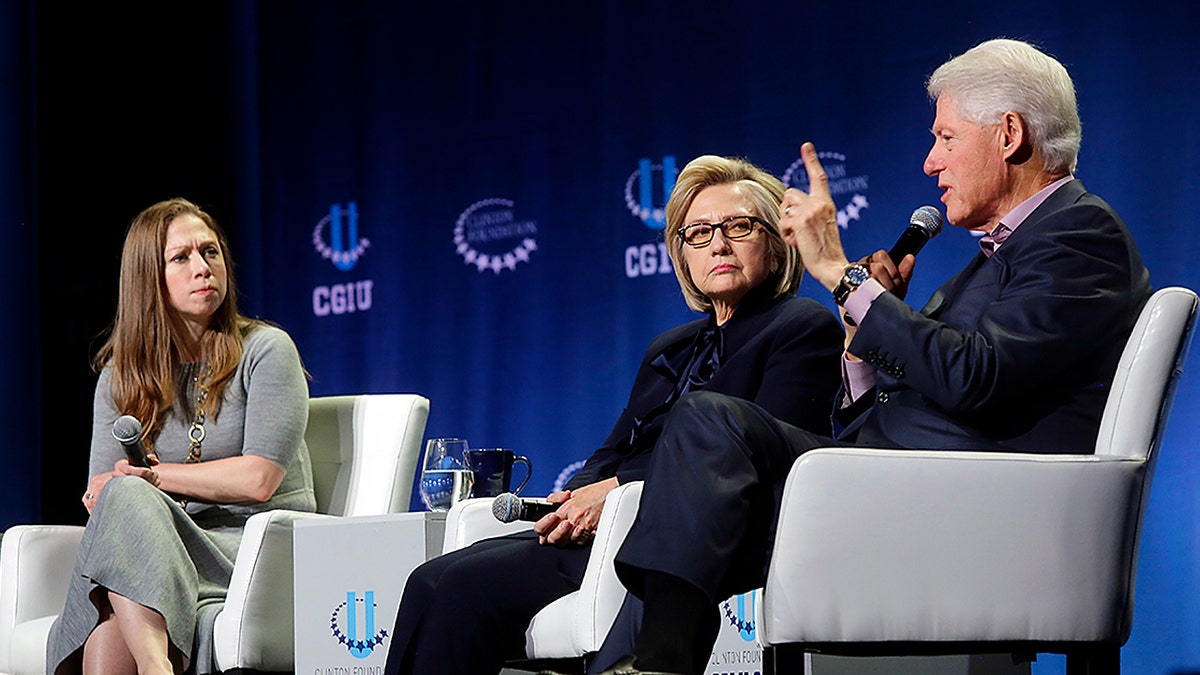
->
[87, 325, 310, 483]
[88, 368, 126, 479]
[236, 325, 309, 469]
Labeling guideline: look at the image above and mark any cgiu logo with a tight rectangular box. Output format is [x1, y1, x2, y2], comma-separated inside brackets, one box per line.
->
[624, 156, 677, 230]
[623, 156, 679, 279]
[722, 590, 756, 642]
[311, 202, 376, 318]
[328, 590, 388, 658]
[313, 202, 371, 271]
[782, 150, 871, 230]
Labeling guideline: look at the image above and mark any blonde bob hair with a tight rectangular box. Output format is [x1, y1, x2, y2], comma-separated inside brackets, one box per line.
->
[93, 198, 263, 446]
[664, 155, 802, 313]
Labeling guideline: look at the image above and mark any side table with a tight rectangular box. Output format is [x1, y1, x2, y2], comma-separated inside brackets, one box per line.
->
[294, 511, 446, 674]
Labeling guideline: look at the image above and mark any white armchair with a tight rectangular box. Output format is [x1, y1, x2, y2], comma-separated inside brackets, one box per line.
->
[759, 286, 1198, 674]
[442, 481, 645, 670]
[0, 527, 85, 675]
[0, 393, 430, 675]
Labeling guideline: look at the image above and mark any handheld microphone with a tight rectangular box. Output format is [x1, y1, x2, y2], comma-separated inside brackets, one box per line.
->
[491, 492, 557, 523]
[887, 206, 944, 265]
[112, 415, 151, 468]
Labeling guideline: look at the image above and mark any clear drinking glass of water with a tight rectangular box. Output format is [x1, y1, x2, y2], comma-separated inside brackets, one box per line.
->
[419, 438, 475, 511]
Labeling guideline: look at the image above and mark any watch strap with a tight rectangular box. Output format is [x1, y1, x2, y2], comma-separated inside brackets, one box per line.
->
[833, 264, 870, 306]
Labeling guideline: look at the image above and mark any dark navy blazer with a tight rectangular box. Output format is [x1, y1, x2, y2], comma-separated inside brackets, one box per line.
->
[568, 285, 844, 489]
[842, 180, 1152, 454]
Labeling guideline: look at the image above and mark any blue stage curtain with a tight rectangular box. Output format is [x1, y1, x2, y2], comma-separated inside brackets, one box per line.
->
[13, 2, 1200, 672]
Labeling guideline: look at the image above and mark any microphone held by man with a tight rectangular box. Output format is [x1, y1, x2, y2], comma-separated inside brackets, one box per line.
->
[887, 205, 944, 265]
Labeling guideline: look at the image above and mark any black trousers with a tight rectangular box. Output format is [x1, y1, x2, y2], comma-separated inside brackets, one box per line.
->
[386, 390, 838, 674]
[613, 390, 842, 605]
[382, 529, 591, 675]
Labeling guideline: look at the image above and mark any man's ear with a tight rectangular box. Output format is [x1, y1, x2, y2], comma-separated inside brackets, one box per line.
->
[1001, 111, 1033, 164]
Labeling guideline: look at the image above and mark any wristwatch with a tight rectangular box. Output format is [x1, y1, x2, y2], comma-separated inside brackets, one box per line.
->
[832, 263, 871, 306]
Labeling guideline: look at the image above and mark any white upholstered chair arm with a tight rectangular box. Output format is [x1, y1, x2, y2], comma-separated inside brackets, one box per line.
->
[441, 497, 534, 553]
[439, 483, 647, 660]
[762, 448, 1145, 648]
[212, 509, 333, 672]
[0, 525, 85, 674]
[525, 481, 644, 658]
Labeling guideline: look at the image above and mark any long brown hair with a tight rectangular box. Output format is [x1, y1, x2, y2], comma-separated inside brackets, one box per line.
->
[93, 198, 261, 444]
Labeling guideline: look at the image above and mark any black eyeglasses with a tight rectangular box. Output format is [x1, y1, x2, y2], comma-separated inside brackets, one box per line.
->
[677, 215, 767, 247]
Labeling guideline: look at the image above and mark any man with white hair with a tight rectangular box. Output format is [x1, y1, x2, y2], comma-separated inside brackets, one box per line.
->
[582, 38, 1152, 675]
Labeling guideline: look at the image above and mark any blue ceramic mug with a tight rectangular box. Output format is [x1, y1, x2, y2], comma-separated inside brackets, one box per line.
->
[464, 448, 532, 498]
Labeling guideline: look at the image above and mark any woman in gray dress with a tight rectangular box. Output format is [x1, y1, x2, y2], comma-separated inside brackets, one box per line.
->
[47, 199, 316, 675]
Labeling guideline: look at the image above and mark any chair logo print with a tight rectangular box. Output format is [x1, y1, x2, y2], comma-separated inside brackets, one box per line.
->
[329, 590, 389, 658]
[722, 590, 757, 642]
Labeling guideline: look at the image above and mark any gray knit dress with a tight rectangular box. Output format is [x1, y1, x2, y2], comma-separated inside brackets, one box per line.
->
[46, 325, 316, 674]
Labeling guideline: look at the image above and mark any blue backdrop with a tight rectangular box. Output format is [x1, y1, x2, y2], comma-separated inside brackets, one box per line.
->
[236, 4, 1200, 672]
[11, 2, 1200, 673]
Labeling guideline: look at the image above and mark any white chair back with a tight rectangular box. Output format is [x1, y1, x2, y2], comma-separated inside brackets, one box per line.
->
[305, 394, 430, 516]
[0, 393, 431, 675]
[213, 393, 429, 671]
[1094, 286, 1198, 461]
[757, 288, 1198, 671]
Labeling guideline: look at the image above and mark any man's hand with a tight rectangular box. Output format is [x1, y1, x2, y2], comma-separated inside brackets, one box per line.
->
[779, 142, 851, 291]
[863, 250, 916, 301]
[533, 477, 619, 547]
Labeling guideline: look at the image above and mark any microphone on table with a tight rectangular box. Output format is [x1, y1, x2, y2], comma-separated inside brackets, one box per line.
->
[111, 415, 151, 468]
[492, 492, 557, 523]
[887, 205, 944, 265]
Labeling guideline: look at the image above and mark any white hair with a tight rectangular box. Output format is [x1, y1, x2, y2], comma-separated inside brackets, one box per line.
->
[928, 38, 1081, 174]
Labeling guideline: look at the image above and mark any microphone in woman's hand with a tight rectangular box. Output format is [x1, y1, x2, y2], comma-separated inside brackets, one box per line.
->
[491, 492, 557, 523]
[112, 415, 151, 468]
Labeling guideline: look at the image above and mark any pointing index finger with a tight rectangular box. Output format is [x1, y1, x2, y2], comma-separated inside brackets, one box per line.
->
[800, 142, 831, 201]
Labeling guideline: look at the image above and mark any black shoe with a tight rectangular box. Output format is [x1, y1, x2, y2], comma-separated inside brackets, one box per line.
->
[537, 654, 686, 675]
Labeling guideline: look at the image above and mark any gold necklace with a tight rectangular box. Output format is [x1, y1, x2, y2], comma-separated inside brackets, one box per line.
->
[184, 371, 209, 464]
[177, 369, 210, 508]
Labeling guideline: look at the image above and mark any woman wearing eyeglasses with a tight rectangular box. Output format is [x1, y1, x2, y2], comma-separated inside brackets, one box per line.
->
[383, 155, 844, 675]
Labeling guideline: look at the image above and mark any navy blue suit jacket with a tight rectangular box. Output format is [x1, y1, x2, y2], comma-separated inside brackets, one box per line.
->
[841, 180, 1152, 453]
[568, 286, 843, 489]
